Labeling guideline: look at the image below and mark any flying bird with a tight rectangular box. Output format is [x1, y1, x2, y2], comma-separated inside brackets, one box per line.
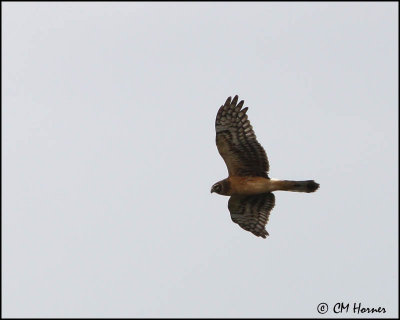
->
[211, 95, 319, 238]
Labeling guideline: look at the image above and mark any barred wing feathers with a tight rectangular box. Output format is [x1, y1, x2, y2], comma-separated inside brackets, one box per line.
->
[215, 95, 269, 178]
[228, 193, 276, 238]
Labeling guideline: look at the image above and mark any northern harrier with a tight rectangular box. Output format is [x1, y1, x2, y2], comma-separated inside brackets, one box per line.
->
[211, 95, 319, 238]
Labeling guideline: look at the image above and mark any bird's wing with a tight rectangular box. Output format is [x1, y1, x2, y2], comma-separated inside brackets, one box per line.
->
[228, 193, 275, 238]
[215, 95, 269, 178]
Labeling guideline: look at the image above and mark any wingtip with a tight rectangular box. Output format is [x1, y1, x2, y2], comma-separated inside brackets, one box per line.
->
[260, 232, 269, 239]
[224, 95, 242, 105]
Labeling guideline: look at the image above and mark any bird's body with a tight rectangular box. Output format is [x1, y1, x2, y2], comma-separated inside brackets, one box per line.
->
[211, 95, 319, 238]
[224, 176, 271, 196]
[214, 176, 319, 196]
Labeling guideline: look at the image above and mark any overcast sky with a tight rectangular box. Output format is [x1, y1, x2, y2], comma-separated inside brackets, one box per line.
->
[2, 2, 398, 318]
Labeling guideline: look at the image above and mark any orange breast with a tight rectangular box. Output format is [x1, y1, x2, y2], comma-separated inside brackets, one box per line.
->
[228, 176, 271, 195]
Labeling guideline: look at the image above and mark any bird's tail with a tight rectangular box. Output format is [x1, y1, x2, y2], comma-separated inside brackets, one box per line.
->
[273, 180, 320, 193]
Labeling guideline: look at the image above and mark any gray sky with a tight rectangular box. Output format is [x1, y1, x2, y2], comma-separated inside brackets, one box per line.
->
[2, 2, 398, 318]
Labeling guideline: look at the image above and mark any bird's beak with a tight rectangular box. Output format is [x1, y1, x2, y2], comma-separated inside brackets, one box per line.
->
[210, 187, 215, 193]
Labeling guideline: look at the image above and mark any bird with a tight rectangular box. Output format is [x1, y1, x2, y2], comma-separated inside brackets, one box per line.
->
[211, 95, 319, 238]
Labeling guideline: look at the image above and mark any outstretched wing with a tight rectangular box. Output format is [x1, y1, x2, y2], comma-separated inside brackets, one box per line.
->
[228, 193, 275, 238]
[215, 95, 269, 178]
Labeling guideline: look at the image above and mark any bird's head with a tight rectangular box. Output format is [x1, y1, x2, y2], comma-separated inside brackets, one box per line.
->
[210, 182, 222, 194]
[210, 179, 230, 195]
